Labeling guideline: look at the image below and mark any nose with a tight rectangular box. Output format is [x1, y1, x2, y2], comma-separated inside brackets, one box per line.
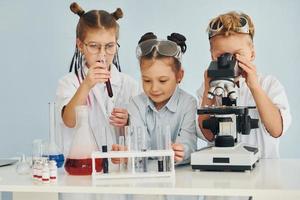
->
[150, 82, 159, 93]
[98, 45, 106, 56]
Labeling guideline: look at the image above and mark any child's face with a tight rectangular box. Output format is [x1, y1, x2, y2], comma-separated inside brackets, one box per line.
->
[77, 29, 117, 68]
[141, 59, 182, 109]
[210, 33, 255, 61]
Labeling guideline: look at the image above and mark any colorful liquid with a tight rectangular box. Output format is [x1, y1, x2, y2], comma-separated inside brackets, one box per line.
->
[49, 154, 65, 168]
[64, 158, 103, 175]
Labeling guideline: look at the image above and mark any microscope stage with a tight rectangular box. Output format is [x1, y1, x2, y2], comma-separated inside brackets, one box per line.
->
[191, 143, 260, 172]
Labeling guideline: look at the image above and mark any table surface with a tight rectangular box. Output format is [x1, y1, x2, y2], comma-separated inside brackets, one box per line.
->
[0, 159, 300, 198]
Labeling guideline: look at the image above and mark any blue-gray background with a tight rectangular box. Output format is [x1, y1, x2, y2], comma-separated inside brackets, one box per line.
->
[0, 0, 299, 158]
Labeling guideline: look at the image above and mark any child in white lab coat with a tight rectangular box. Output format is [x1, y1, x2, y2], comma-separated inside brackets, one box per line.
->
[197, 11, 292, 159]
[197, 11, 292, 200]
[56, 2, 139, 155]
[55, 3, 138, 200]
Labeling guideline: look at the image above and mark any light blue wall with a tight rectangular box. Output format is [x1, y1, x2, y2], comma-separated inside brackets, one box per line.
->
[0, 0, 299, 158]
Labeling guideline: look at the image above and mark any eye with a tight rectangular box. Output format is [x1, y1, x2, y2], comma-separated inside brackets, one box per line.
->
[143, 79, 151, 83]
[88, 43, 98, 49]
[159, 79, 168, 83]
[106, 43, 115, 49]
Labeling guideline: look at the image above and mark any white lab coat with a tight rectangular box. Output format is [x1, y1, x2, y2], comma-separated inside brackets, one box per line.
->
[55, 65, 139, 200]
[196, 74, 292, 159]
[56, 64, 139, 155]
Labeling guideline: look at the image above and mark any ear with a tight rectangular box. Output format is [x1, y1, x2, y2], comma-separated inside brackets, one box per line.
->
[76, 38, 84, 52]
[176, 68, 184, 83]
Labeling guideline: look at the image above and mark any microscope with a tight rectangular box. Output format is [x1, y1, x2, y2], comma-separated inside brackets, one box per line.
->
[191, 53, 260, 171]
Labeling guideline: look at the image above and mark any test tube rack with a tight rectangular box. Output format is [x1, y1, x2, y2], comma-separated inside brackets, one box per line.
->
[91, 150, 175, 180]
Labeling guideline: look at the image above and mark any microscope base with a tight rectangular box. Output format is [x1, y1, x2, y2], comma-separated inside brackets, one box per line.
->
[191, 143, 260, 172]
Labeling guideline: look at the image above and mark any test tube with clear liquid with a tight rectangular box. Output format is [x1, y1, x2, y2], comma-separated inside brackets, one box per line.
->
[164, 125, 172, 172]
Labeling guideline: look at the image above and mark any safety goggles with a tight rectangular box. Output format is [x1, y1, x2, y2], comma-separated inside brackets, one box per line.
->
[136, 39, 182, 61]
[208, 15, 250, 39]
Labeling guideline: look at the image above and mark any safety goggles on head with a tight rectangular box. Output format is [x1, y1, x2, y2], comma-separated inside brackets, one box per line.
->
[208, 15, 250, 39]
[136, 39, 182, 61]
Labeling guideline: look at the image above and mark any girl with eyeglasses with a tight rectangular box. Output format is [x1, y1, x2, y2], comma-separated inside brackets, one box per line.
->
[55, 1, 139, 183]
[197, 11, 291, 159]
[112, 32, 197, 165]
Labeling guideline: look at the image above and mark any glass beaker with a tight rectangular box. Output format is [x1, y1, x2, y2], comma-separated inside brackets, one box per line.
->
[64, 105, 102, 175]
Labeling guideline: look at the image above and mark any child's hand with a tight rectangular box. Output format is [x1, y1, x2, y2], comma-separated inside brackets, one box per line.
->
[83, 62, 111, 89]
[109, 108, 129, 127]
[171, 143, 184, 163]
[235, 54, 259, 90]
[111, 144, 128, 164]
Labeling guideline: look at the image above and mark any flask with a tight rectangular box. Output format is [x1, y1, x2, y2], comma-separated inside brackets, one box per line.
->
[64, 105, 102, 175]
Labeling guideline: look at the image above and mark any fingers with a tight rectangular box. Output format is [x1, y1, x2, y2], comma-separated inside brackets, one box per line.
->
[111, 144, 120, 151]
[111, 111, 128, 120]
[109, 109, 128, 127]
[111, 144, 127, 164]
[109, 116, 128, 127]
[172, 144, 184, 162]
[86, 62, 111, 85]
[235, 54, 256, 73]
[111, 158, 120, 164]
[111, 144, 127, 151]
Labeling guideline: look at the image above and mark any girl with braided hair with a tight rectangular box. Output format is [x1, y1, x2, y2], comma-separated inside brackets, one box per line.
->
[55, 2, 139, 173]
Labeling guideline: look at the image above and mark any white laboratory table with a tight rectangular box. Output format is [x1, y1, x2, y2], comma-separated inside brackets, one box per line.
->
[0, 159, 300, 200]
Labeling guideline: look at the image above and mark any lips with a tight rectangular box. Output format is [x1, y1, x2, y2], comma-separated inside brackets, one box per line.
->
[150, 93, 163, 98]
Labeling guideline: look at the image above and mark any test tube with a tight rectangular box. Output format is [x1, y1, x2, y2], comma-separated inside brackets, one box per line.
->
[106, 80, 113, 98]
[125, 126, 135, 173]
[133, 127, 141, 172]
[156, 125, 164, 172]
[118, 135, 127, 172]
[102, 145, 108, 173]
[102, 126, 109, 174]
[139, 126, 148, 172]
[100, 59, 113, 98]
[164, 125, 172, 172]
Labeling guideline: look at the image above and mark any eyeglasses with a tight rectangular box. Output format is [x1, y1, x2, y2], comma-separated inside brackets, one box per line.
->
[84, 42, 118, 55]
[136, 39, 182, 60]
[208, 15, 251, 39]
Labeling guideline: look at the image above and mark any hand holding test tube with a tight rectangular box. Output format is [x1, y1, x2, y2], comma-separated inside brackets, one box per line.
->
[99, 59, 113, 98]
